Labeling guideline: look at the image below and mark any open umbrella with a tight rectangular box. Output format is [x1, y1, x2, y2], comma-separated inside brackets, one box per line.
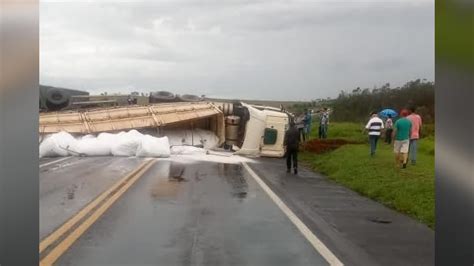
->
[379, 108, 398, 118]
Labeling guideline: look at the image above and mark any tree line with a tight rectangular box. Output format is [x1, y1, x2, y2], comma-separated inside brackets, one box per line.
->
[330, 79, 434, 123]
[288, 79, 434, 123]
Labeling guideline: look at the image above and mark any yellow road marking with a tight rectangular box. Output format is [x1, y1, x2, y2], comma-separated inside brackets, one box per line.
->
[39, 159, 152, 253]
[39, 159, 155, 265]
[242, 162, 343, 266]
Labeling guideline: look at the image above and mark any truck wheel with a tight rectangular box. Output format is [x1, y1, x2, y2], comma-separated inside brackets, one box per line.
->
[46, 89, 69, 110]
[46, 88, 69, 106]
[150, 91, 176, 103]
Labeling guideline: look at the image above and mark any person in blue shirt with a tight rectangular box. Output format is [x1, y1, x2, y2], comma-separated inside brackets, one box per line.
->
[302, 109, 312, 141]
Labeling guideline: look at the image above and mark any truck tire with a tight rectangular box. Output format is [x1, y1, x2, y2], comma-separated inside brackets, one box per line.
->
[45, 88, 70, 110]
[177, 94, 202, 102]
[149, 91, 176, 103]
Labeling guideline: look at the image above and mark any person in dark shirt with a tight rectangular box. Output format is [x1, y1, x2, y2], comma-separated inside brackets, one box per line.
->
[284, 120, 300, 174]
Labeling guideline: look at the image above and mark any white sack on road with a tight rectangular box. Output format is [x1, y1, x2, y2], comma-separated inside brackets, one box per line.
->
[136, 135, 170, 157]
[70, 138, 111, 156]
[39, 131, 77, 157]
[39, 129, 220, 158]
[111, 130, 144, 156]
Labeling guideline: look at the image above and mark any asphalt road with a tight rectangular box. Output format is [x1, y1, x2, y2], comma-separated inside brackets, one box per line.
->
[40, 157, 329, 266]
[39, 156, 144, 240]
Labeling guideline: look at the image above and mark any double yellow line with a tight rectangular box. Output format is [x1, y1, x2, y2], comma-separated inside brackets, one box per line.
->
[39, 159, 156, 266]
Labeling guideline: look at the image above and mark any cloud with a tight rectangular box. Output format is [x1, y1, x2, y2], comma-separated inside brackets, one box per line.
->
[40, 0, 434, 100]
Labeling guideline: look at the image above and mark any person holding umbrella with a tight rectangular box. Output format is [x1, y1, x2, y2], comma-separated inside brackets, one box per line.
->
[379, 108, 397, 144]
[385, 114, 394, 144]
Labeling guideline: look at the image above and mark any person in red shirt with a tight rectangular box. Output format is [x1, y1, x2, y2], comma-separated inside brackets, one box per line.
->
[407, 106, 422, 165]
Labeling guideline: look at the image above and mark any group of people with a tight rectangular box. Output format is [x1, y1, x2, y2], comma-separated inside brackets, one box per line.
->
[285, 107, 330, 174]
[296, 108, 330, 143]
[365, 106, 422, 168]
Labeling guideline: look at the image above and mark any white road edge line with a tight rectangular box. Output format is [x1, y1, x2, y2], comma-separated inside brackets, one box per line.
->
[39, 157, 72, 168]
[242, 162, 344, 266]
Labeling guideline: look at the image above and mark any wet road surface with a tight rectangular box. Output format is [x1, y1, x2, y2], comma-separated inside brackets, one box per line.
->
[39, 156, 144, 239]
[40, 158, 329, 266]
[248, 158, 434, 266]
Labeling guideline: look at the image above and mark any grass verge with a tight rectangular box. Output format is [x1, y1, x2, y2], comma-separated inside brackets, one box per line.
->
[302, 122, 435, 228]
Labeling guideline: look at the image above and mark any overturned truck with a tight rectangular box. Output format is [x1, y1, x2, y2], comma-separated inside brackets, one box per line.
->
[39, 101, 292, 158]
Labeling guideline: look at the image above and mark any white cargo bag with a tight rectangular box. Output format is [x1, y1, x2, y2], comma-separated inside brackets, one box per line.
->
[70, 137, 111, 156]
[39, 131, 77, 157]
[111, 130, 144, 156]
[136, 135, 170, 157]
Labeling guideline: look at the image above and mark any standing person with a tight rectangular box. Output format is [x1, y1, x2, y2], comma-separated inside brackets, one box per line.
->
[385, 114, 394, 144]
[284, 120, 300, 174]
[296, 113, 306, 142]
[319, 108, 329, 139]
[407, 106, 422, 165]
[365, 111, 384, 156]
[392, 109, 412, 168]
[302, 109, 312, 141]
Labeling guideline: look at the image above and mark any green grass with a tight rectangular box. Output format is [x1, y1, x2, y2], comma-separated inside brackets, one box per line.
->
[310, 122, 367, 143]
[302, 122, 435, 228]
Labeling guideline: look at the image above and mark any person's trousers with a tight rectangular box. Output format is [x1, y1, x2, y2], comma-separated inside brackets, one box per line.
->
[409, 139, 418, 162]
[299, 128, 305, 142]
[305, 125, 311, 140]
[319, 124, 327, 139]
[286, 148, 298, 170]
[385, 129, 393, 144]
[321, 124, 327, 139]
[369, 135, 379, 156]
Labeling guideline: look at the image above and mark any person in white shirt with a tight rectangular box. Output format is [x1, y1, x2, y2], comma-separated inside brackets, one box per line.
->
[365, 112, 384, 157]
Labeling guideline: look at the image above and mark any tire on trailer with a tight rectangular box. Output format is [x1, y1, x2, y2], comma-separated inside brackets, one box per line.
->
[45, 88, 69, 110]
[149, 91, 176, 103]
[177, 94, 203, 102]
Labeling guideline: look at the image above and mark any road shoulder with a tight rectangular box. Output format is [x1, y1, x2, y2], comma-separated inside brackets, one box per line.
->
[248, 158, 434, 266]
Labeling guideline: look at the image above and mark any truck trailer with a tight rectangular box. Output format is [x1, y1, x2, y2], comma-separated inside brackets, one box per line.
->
[39, 101, 292, 158]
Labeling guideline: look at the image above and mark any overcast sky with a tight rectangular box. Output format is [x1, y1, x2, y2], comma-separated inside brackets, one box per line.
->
[40, 0, 434, 101]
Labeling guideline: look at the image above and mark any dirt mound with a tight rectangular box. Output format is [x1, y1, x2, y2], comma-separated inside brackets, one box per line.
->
[302, 139, 359, 154]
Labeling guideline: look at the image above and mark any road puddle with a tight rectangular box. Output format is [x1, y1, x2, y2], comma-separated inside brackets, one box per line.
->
[217, 163, 249, 201]
[150, 162, 186, 200]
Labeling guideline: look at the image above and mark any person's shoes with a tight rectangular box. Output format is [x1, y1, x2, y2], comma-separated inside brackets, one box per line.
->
[286, 168, 291, 173]
[294, 168, 298, 175]
[411, 160, 416, 165]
